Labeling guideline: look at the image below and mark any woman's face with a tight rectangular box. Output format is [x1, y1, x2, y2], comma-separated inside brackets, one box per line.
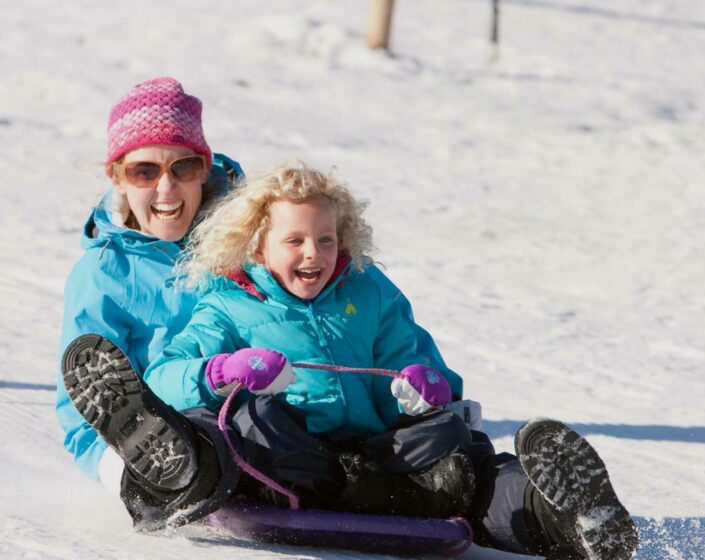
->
[110, 145, 205, 241]
[256, 197, 339, 300]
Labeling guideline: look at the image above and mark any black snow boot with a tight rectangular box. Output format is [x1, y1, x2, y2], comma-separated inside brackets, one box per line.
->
[121, 427, 227, 531]
[515, 419, 639, 560]
[335, 452, 475, 518]
[62, 334, 198, 491]
[235, 472, 298, 509]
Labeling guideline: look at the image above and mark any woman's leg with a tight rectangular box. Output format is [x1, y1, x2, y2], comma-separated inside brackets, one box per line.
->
[61, 335, 238, 530]
[466, 431, 539, 553]
[515, 419, 639, 560]
[469, 423, 638, 560]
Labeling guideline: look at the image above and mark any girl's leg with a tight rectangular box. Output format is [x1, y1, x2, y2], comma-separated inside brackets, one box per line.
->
[469, 424, 638, 560]
[364, 408, 473, 472]
[120, 414, 238, 530]
[335, 410, 475, 517]
[230, 395, 345, 505]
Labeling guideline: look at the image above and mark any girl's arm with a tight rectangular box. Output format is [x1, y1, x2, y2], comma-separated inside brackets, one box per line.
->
[366, 265, 463, 399]
[369, 276, 458, 426]
[143, 293, 243, 411]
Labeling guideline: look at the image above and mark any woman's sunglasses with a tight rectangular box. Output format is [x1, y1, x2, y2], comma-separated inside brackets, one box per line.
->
[113, 155, 207, 189]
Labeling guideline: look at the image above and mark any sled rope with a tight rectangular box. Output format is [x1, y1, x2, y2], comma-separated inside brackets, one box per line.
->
[291, 362, 400, 378]
[217, 363, 473, 553]
[218, 383, 301, 510]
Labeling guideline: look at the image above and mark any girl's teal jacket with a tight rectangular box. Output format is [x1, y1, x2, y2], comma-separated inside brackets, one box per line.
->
[143, 261, 464, 437]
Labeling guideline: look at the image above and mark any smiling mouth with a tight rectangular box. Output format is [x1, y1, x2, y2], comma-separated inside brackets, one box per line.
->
[151, 201, 184, 221]
[296, 268, 322, 282]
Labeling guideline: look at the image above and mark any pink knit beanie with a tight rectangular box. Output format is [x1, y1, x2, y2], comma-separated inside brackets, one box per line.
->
[106, 77, 212, 167]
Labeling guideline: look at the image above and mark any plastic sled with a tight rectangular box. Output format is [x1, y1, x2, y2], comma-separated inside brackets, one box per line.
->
[209, 499, 473, 556]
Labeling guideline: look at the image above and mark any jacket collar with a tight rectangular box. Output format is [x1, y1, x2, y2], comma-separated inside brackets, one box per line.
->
[79, 193, 183, 266]
[226, 252, 352, 305]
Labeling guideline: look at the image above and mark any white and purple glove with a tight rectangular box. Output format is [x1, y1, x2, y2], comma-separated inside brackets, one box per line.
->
[206, 348, 296, 397]
[391, 365, 452, 416]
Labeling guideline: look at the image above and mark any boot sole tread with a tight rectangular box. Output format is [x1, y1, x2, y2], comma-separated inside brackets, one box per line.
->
[62, 334, 196, 490]
[515, 419, 639, 560]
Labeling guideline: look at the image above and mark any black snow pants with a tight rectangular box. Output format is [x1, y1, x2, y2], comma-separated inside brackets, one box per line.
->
[231, 395, 545, 555]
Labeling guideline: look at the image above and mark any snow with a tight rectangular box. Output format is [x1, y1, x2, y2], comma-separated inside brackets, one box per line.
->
[0, 0, 703, 558]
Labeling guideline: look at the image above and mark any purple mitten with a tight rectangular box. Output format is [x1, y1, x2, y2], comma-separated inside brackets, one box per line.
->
[390, 365, 451, 415]
[206, 348, 296, 397]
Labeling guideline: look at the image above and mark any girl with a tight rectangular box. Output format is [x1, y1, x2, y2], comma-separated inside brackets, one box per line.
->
[139, 162, 638, 559]
[144, 162, 474, 517]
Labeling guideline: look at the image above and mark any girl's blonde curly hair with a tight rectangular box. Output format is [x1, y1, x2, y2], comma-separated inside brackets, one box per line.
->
[183, 161, 375, 287]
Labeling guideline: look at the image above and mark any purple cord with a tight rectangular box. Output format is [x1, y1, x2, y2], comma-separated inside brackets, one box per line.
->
[217, 383, 300, 510]
[292, 362, 400, 377]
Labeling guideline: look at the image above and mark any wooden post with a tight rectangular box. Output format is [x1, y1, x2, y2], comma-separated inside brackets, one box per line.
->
[489, 0, 500, 61]
[367, 0, 395, 50]
[491, 0, 500, 46]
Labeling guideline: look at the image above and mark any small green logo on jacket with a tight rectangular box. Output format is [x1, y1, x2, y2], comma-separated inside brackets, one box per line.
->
[345, 298, 357, 315]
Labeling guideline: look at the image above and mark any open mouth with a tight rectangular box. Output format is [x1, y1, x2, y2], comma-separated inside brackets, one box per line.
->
[295, 268, 322, 282]
[151, 201, 184, 221]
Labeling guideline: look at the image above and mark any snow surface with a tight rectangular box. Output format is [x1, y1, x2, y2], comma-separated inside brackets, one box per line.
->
[1, 0, 704, 558]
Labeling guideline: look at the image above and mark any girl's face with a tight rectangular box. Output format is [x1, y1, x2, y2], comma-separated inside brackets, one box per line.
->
[256, 197, 339, 300]
[110, 145, 205, 241]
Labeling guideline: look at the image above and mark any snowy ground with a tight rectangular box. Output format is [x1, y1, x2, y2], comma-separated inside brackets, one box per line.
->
[0, 0, 703, 558]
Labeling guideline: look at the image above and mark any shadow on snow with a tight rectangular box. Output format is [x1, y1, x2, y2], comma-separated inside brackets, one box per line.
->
[0, 380, 56, 392]
[482, 419, 705, 444]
